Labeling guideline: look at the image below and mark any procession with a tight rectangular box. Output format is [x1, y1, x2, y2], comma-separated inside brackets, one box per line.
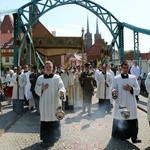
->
[1, 0, 150, 149]
[0, 59, 150, 149]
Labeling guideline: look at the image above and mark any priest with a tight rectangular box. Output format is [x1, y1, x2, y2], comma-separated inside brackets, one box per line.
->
[111, 61, 141, 143]
[35, 61, 66, 148]
[96, 64, 112, 112]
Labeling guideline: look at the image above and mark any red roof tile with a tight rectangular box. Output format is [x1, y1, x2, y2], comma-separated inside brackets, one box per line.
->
[125, 52, 150, 60]
[32, 21, 53, 37]
[0, 33, 13, 43]
[1, 15, 13, 33]
[140, 53, 150, 60]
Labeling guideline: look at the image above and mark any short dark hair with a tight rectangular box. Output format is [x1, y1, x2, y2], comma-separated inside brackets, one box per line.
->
[32, 65, 37, 70]
[120, 61, 128, 67]
[84, 62, 91, 67]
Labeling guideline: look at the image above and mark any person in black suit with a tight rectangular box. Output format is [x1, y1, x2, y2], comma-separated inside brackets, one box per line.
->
[29, 65, 41, 115]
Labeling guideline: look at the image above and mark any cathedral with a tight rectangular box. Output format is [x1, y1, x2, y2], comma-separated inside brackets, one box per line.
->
[0, 4, 108, 70]
[85, 17, 108, 67]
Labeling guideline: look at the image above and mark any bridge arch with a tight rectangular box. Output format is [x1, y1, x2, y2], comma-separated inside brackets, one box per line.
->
[14, 0, 123, 66]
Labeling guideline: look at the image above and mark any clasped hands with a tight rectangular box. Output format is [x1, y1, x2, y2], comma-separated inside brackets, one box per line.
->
[41, 83, 64, 96]
[112, 84, 132, 97]
[42, 83, 49, 91]
[123, 84, 131, 91]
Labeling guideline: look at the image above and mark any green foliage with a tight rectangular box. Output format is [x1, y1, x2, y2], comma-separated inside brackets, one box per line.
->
[125, 50, 134, 54]
[1, 62, 7, 72]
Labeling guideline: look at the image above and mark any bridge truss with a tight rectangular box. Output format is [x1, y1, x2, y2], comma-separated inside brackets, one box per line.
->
[2, 0, 150, 66]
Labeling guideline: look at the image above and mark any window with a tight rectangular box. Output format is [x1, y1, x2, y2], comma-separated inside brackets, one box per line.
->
[5, 57, 9, 63]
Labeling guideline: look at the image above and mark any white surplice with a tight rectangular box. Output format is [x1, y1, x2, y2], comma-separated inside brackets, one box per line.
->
[111, 74, 140, 120]
[96, 72, 112, 99]
[24, 71, 33, 100]
[61, 72, 69, 89]
[145, 72, 150, 121]
[35, 74, 66, 122]
[11, 73, 27, 100]
[74, 71, 83, 108]
[68, 72, 75, 106]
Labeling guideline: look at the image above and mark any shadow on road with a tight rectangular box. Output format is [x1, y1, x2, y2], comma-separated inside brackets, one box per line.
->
[22, 142, 42, 150]
[104, 138, 140, 150]
[64, 102, 113, 125]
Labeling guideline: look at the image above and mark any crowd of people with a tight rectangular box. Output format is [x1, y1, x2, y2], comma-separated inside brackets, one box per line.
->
[0, 59, 150, 148]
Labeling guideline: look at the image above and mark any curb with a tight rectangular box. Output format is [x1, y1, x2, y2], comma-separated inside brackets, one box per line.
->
[0, 115, 20, 137]
[138, 105, 147, 113]
[0, 107, 29, 137]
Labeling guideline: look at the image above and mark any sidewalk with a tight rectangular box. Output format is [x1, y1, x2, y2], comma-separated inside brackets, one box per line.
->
[0, 95, 150, 150]
[138, 95, 148, 113]
[0, 101, 28, 137]
[0, 101, 18, 137]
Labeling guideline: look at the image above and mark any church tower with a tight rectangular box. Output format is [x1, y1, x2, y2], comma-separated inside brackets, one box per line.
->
[84, 16, 92, 52]
[29, 0, 39, 23]
[94, 18, 101, 43]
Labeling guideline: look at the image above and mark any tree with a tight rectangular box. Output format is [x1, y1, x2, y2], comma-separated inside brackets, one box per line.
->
[125, 50, 134, 54]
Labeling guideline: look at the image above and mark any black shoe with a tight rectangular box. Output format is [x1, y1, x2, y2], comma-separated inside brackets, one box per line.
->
[112, 136, 126, 141]
[68, 105, 74, 110]
[39, 142, 53, 148]
[36, 111, 40, 116]
[132, 138, 142, 143]
[29, 107, 34, 111]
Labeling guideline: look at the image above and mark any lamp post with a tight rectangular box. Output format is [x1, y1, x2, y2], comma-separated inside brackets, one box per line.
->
[29, 26, 33, 65]
[81, 27, 84, 72]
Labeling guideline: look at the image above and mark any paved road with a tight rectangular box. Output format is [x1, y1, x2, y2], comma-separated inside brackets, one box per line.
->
[0, 95, 150, 150]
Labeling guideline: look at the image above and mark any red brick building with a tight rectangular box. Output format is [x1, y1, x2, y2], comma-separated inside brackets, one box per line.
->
[0, 15, 14, 69]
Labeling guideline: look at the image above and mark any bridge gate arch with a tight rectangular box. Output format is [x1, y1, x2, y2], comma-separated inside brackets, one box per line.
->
[13, 0, 125, 67]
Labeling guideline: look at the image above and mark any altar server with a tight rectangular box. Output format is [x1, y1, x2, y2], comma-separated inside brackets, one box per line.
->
[111, 61, 141, 143]
[35, 61, 66, 148]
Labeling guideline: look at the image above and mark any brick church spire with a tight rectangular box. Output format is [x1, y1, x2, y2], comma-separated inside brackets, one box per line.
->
[96, 18, 99, 34]
[29, 0, 39, 24]
[87, 15, 90, 33]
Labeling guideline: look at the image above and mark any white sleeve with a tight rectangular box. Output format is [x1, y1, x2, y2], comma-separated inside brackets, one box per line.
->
[111, 77, 118, 92]
[57, 76, 66, 101]
[145, 73, 150, 93]
[35, 76, 42, 97]
[132, 77, 140, 96]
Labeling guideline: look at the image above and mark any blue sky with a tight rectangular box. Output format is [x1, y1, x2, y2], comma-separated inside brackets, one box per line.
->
[0, 0, 150, 53]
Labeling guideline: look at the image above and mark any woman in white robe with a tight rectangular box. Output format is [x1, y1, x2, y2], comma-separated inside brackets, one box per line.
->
[111, 61, 141, 143]
[144, 72, 150, 126]
[35, 61, 66, 148]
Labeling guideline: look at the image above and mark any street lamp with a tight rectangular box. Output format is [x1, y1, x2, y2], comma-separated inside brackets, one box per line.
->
[81, 27, 84, 72]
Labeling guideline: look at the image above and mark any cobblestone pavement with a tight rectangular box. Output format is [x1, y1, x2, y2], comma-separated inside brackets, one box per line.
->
[0, 95, 150, 150]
